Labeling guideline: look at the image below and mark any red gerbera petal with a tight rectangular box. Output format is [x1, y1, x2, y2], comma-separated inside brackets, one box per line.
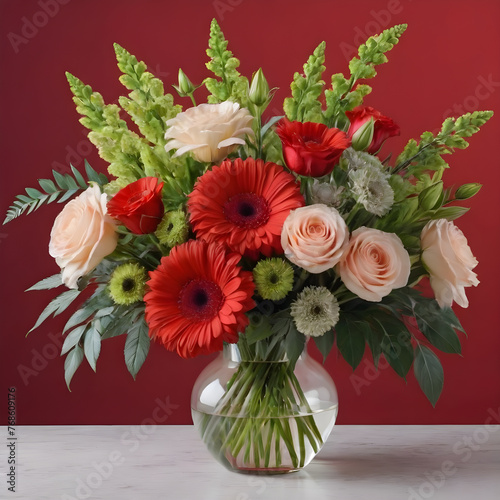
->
[188, 158, 305, 258]
[144, 239, 255, 358]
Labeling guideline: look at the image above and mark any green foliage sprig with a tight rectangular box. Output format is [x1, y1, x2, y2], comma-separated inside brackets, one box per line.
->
[3, 161, 107, 225]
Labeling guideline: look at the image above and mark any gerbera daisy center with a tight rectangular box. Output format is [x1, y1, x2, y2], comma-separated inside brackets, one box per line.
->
[179, 279, 224, 321]
[223, 192, 271, 228]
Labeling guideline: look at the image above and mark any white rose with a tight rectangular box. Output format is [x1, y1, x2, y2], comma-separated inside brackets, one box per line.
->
[164, 101, 254, 163]
[338, 227, 410, 302]
[49, 185, 118, 289]
[281, 204, 349, 273]
[421, 219, 479, 308]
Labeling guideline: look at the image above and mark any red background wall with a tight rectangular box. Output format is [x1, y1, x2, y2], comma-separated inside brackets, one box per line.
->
[1, 0, 499, 426]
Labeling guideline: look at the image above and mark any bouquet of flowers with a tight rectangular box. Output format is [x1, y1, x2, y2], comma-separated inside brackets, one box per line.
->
[5, 20, 492, 470]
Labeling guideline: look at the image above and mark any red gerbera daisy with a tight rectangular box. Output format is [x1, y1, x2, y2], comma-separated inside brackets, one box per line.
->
[144, 239, 255, 358]
[188, 158, 305, 259]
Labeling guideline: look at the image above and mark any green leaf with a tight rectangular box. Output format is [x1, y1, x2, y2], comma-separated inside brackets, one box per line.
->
[245, 314, 274, 345]
[414, 344, 444, 407]
[26, 274, 63, 291]
[335, 314, 368, 370]
[372, 312, 413, 378]
[38, 178, 57, 193]
[431, 206, 469, 221]
[61, 324, 87, 356]
[261, 115, 284, 138]
[28, 289, 81, 334]
[64, 345, 84, 391]
[313, 329, 335, 363]
[84, 325, 101, 372]
[284, 321, 306, 370]
[71, 165, 88, 189]
[414, 301, 462, 354]
[124, 318, 150, 379]
[364, 323, 384, 368]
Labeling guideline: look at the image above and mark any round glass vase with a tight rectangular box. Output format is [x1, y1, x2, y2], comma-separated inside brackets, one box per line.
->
[191, 341, 338, 474]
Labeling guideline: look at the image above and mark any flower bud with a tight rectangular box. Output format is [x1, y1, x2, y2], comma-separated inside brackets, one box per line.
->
[418, 181, 444, 211]
[350, 117, 374, 151]
[173, 68, 197, 97]
[248, 68, 269, 107]
[455, 183, 482, 200]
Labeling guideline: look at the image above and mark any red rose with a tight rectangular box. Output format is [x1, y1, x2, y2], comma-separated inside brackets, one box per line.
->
[107, 177, 164, 234]
[275, 119, 351, 177]
[346, 106, 400, 154]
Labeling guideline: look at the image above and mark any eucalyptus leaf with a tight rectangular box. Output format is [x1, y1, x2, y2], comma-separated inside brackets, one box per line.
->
[64, 345, 84, 391]
[61, 324, 87, 356]
[28, 289, 81, 334]
[26, 274, 63, 291]
[84, 325, 101, 372]
[124, 318, 150, 379]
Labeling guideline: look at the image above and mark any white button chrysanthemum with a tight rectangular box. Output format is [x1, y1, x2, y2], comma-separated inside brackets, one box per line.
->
[344, 148, 394, 217]
[349, 164, 394, 216]
[290, 286, 340, 337]
[164, 101, 254, 163]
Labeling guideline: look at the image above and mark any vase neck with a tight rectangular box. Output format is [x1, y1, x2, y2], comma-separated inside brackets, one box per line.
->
[223, 340, 309, 363]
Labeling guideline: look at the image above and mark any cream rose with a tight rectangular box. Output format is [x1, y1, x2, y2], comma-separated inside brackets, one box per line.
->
[49, 185, 118, 289]
[164, 101, 254, 163]
[281, 204, 349, 273]
[421, 219, 479, 308]
[338, 227, 410, 302]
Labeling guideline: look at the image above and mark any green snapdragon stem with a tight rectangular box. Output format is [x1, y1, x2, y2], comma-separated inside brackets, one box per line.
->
[197, 340, 324, 471]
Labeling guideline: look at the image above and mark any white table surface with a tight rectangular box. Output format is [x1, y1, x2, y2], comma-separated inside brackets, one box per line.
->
[2, 425, 499, 499]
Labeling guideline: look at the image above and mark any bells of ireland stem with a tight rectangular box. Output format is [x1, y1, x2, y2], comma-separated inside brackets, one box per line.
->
[350, 116, 375, 151]
[248, 68, 270, 110]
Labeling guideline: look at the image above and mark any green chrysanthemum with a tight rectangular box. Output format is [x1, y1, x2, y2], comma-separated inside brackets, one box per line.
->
[155, 210, 189, 248]
[108, 263, 147, 305]
[253, 258, 294, 301]
[290, 286, 340, 337]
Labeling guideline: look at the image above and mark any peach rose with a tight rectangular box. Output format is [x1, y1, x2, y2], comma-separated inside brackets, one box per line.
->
[421, 219, 479, 308]
[281, 204, 349, 273]
[164, 101, 254, 163]
[338, 227, 410, 302]
[49, 185, 118, 289]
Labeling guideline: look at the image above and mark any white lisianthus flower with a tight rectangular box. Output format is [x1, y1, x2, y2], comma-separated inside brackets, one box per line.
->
[291, 286, 340, 337]
[421, 219, 479, 308]
[49, 185, 118, 289]
[164, 101, 254, 163]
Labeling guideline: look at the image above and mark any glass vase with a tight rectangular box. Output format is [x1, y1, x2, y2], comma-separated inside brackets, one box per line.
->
[191, 340, 338, 474]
